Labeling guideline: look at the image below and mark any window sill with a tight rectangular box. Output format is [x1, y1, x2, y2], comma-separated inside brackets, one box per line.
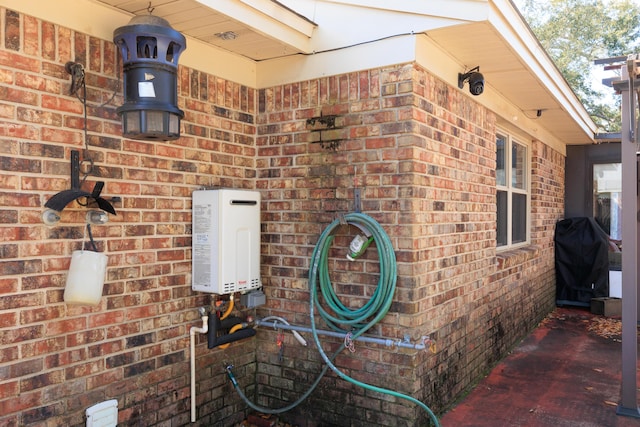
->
[496, 245, 541, 269]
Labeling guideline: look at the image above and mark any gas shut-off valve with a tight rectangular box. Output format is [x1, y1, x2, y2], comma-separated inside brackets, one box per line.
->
[346, 235, 374, 261]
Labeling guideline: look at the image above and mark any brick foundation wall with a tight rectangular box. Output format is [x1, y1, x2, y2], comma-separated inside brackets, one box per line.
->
[0, 9, 257, 426]
[255, 64, 564, 426]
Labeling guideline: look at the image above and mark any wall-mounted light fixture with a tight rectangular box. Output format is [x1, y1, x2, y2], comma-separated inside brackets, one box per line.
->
[113, 13, 186, 141]
[458, 66, 484, 96]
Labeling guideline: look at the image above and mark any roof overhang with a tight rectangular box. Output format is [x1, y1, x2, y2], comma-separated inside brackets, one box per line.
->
[425, 1, 597, 145]
[5, 0, 597, 146]
[97, 0, 316, 60]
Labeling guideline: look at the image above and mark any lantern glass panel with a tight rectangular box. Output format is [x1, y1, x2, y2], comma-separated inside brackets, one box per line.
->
[146, 111, 165, 133]
[124, 111, 141, 134]
[169, 114, 179, 135]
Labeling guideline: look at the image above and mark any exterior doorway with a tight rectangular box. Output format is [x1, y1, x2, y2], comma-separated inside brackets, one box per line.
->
[565, 143, 622, 298]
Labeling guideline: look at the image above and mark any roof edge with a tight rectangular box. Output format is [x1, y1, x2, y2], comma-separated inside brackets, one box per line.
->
[490, 0, 597, 139]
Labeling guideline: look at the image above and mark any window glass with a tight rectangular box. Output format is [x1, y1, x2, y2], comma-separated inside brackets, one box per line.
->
[497, 191, 507, 246]
[512, 142, 526, 189]
[512, 193, 527, 244]
[496, 132, 529, 248]
[496, 134, 506, 186]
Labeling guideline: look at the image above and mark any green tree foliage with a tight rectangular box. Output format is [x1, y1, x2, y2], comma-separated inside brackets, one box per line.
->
[514, 0, 640, 132]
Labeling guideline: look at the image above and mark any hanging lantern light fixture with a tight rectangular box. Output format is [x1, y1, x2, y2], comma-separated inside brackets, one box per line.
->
[113, 13, 186, 141]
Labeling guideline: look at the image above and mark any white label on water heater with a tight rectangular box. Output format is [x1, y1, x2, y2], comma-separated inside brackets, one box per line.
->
[138, 81, 156, 98]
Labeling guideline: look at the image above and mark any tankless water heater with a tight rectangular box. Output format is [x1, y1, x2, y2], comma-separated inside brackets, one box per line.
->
[192, 189, 261, 294]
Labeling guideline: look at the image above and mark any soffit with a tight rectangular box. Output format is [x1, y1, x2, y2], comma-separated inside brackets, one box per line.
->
[93, 0, 596, 145]
[94, 0, 316, 60]
[428, 21, 596, 145]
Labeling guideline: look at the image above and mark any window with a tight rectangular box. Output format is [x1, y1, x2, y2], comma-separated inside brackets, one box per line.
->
[496, 132, 529, 248]
[593, 163, 621, 240]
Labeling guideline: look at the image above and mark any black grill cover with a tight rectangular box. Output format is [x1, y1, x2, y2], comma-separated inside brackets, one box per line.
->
[554, 217, 609, 306]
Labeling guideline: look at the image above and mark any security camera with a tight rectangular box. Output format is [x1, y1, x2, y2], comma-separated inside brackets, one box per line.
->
[467, 72, 484, 95]
[458, 66, 484, 96]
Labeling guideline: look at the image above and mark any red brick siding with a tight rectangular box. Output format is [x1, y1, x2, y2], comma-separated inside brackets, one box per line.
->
[0, 7, 565, 427]
[256, 64, 563, 426]
[0, 8, 256, 427]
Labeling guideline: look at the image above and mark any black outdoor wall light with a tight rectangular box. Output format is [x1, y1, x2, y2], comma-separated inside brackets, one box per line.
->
[458, 66, 484, 96]
[113, 12, 186, 141]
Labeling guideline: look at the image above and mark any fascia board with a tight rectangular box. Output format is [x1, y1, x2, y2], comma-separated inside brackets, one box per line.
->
[318, 0, 489, 22]
[239, 0, 317, 34]
[487, 1, 597, 138]
[280, 1, 472, 54]
[195, 0, 315, 53]
[256, 35, 417, 88]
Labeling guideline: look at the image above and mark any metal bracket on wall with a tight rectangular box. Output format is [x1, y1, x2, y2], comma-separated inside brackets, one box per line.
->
[306, 113, 342, 150]
[44, 150, 119, 214]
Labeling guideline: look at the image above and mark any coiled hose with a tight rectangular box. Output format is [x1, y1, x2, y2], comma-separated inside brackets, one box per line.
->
[309, 212, 440, 427]
[227, 212, 439, 426]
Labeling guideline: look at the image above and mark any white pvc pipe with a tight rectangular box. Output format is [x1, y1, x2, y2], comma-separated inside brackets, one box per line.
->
[190, 315, 208, 423]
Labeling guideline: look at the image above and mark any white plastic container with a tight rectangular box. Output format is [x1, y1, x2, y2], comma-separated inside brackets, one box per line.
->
[86, 399, 118, 427]
[64, 250, 108, 305]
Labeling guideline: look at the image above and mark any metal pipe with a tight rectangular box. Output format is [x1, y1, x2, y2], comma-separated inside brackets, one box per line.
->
[261, 315, 307, 346]
[255, 319, 428, 351]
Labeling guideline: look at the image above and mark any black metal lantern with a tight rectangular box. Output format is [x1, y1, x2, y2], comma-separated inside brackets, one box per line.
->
[114, 14, 186, 141]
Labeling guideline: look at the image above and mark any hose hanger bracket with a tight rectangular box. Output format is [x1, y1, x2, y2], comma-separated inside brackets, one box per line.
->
[344, 332, 356, 353]
[330, 215, 373, 238]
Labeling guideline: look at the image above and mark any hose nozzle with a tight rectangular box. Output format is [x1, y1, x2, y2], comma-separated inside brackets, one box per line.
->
[225, 364, 238, 387]
[346, 235, 374, 261]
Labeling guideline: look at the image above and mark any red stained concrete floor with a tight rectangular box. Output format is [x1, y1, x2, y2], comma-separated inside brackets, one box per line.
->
[439, 307, 640, 427]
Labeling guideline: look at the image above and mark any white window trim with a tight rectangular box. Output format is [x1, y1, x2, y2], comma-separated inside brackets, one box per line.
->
[496, 130, 531, 250]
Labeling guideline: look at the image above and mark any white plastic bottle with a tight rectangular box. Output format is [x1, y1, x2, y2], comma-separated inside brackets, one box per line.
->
[64, 250, 108, 305]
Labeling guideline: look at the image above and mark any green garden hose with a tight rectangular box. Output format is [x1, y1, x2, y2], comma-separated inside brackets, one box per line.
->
[227, 212, 439, 426]
[309, 212, 440, 427]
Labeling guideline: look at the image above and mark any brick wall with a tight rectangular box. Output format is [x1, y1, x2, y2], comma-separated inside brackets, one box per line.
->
[0, 8, 257, 426]
[255, 64, 563, 426]
[0, 7, 565, 427]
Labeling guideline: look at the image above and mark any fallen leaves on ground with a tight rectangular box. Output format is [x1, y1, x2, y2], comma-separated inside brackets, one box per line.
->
[587, 317, 622, 341]
[539, 309, 640, 341]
